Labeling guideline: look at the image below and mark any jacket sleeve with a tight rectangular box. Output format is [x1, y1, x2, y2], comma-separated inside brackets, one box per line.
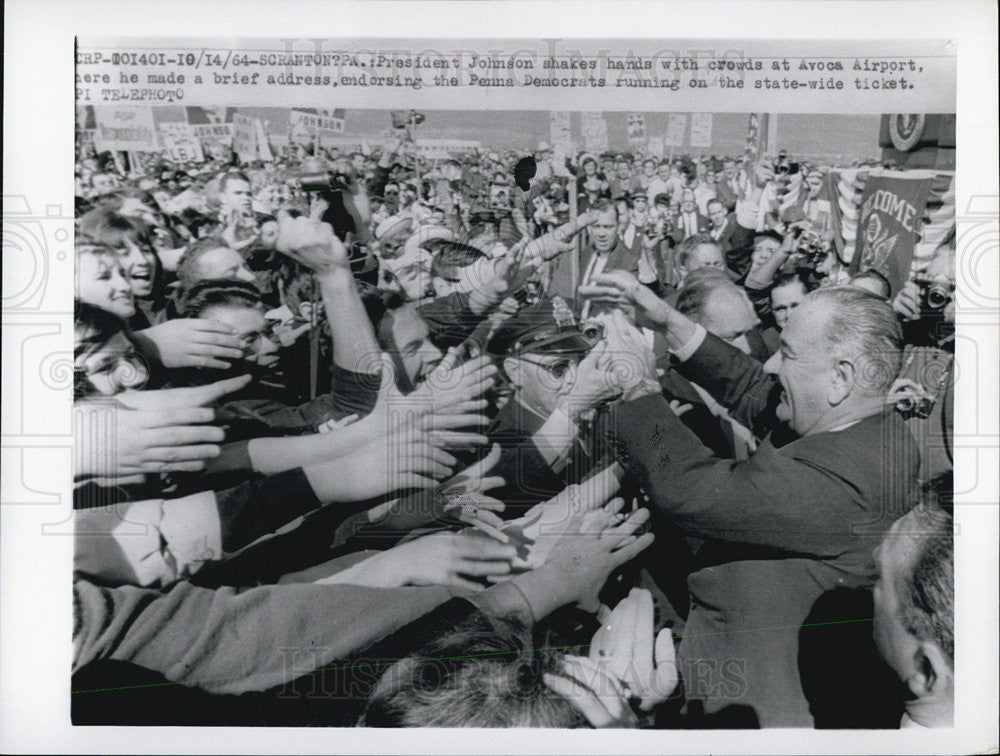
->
[612, 394, 874, 557]
[73, 469, 329, 588]
[73, 578, 459, 695]
[725, 220, 756, 283]
[674, 331, 782, 439]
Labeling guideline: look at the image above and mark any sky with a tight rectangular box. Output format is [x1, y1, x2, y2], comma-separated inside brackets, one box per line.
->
[145, 107, 883, 162]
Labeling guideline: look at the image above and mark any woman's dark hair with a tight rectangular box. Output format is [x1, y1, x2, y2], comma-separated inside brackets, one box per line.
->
[360, 615, 586, 728]
[73, 301, 132, 399]
[74, 300, 129, 360]
[78, 207, 154, 250]
[78, 208, 166, 303]
[180, 278, 263, 318]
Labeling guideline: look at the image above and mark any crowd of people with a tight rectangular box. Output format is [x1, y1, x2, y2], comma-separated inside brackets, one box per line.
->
[72, 126, 955, 729]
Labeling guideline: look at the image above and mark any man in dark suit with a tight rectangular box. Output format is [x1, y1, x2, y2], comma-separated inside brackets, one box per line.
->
[705, 198, 755, 282]
[714, 157, 743, 212]
[547, 198, 640, 314]
[671, 188, 709, 244]
[581, 272, 920, 727]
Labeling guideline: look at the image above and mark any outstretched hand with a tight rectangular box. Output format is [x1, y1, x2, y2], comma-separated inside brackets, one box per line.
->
[134, 319, 245, 370]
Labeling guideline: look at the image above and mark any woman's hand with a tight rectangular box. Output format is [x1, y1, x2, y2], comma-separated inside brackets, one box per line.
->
[117, 374, 251, 411]
[74, 400, 226, 477]
[133, 319, 245, 370]
[318, 530, 517, 591]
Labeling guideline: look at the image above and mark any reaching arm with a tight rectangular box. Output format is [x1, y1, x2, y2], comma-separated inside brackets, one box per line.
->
[612, 394, 870, 556]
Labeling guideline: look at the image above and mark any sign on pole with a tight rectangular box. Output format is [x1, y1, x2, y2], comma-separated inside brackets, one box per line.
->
[232, 114, 258, 163]
[627, 113, 646, 151]
[665, 114, 687, 148]
[93, 106, 157, 152]
[550, 111, 573, 176]
[689, 113, 714, 149]
[849, 173, 933, 295]
[581, 112, 609, 155]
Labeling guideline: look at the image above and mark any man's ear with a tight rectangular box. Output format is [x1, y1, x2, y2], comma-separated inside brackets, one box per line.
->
[431, 276, 451, 297]
[907, 641, 954, 702]
[503, 357, 522, 389]
[298, 301, 313, 322]
[828, 358, 855, 405]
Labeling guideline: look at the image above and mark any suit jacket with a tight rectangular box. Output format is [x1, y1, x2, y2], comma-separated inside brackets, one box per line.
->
[547, 237, 640, 307]
[611, 333, 920, 726]
[706, 213, 755, 281]
[670, 211, 709, 244]
[714, 176, 741, 211]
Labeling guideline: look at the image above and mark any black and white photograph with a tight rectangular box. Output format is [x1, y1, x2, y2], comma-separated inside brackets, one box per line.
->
[2, 3, 997, 754]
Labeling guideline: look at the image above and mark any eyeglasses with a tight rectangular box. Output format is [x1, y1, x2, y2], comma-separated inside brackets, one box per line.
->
[518, 356, 577, 379]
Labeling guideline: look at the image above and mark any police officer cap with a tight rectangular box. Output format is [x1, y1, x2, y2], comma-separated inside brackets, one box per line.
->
[487, 296, 594, 358]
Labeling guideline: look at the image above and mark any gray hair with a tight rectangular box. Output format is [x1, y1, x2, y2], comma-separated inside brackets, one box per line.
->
[898, 473, 954, 664]
[806, 286, 904, 394]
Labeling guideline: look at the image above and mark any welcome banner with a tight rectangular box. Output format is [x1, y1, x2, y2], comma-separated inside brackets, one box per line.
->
[849, 173, 933, 295]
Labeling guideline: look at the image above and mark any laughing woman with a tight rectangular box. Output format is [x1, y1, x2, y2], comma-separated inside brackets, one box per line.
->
[79, 208, 169, 328]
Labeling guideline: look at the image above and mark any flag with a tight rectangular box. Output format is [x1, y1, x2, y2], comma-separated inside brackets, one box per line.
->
[744, 113, 769, 162]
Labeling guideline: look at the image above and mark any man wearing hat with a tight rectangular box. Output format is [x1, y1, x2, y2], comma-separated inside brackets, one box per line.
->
[481, 296, 617, 514]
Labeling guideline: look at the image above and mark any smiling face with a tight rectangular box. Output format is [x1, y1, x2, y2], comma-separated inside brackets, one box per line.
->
[505, 352, 580, 417]
[118, 238, 157, 298]
[77, 251, 135, 320]
[390, 305, 443, 386]
[762, 298, 833, 435]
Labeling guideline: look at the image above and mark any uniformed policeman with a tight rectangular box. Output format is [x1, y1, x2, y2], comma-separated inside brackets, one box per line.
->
[482, 295, 613, 516]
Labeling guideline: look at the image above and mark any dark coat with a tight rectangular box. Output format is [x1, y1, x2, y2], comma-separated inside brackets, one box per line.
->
[611, 333, 920, 726]
[548, 237, 640, 304]
[484, 398, 594, 518]
[706, 213, 755, 281]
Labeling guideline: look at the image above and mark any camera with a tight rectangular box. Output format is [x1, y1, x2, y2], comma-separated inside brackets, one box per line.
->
[643, 222, 661, 238]
[895, 394, 935, 419]
[774, 160, 800, 176]
[792, 227, 827, 266]
[918, 280, 953, 311]
[293, 171, 353, 192]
